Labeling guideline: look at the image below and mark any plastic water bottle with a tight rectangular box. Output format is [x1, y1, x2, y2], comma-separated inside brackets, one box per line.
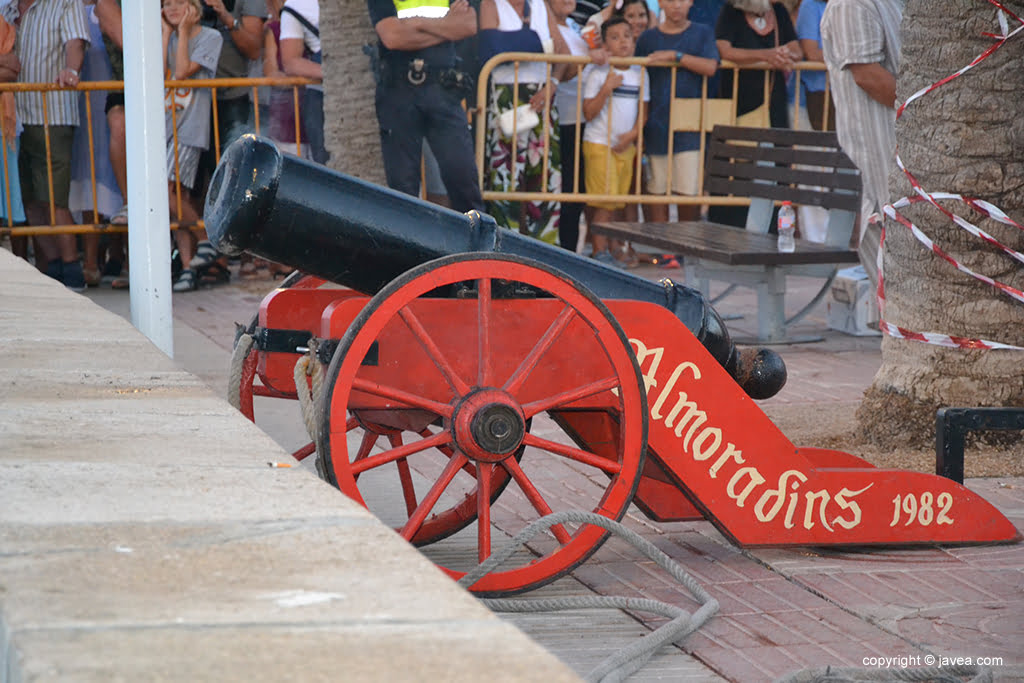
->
[777, 201, 796, 253]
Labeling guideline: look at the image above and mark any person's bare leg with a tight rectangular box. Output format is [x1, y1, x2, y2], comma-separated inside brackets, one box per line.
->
[107, 106, 128, 200]
[623, 202, 638, 222]
[169, 183, 198, 266]
[54, 209, 78, 264]
[590, 207, 615, 254]
[676, 202, 700, 222]
[645, 203, 669, 223]
[83, 232, 100, 284]
[25, 203, 57, 271]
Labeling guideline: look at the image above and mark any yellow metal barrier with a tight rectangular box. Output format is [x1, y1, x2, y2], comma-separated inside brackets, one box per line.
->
[1, 63, 835, 239]
[0, 76, 317, 237]
[474, 53, 831, 207]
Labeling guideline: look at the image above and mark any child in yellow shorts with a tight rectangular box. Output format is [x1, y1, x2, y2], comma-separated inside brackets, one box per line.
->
[581, 17, 650, 266]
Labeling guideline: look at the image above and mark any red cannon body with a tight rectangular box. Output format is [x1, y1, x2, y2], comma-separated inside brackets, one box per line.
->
[207, 136, 1019, 596]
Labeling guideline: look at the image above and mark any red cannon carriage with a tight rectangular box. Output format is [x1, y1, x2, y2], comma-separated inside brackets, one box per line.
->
[207, 136, 1019, 596]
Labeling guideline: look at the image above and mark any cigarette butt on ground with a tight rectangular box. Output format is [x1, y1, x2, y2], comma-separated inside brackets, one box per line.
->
[268, 462, 293, 468]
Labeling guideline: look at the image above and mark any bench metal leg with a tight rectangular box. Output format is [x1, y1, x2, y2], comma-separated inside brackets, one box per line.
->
[683, 257, 710, 297]
[731, 268, 825, 345]
[757, 268, 787, 343]
[684, 259, 742, 320]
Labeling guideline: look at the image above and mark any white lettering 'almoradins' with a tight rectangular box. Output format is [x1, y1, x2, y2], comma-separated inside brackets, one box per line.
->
[631, 340, 872, 532]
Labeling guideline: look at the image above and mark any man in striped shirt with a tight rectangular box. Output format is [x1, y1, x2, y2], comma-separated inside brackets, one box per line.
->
[14, 0, 90, 290]
[820, 0, 904, 289]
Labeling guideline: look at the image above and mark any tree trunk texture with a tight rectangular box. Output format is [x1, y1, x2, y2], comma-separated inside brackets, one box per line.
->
[319, 0, 387, 184]
[856, 0, 1024, 447]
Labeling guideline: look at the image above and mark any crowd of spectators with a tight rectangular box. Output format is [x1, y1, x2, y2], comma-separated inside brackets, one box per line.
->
[2, 0, 899, 293]
[456, 0, 900, 280]
[2, 0, 322, 292]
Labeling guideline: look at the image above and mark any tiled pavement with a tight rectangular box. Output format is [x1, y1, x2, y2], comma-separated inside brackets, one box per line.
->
[86, 266, 1024, 682]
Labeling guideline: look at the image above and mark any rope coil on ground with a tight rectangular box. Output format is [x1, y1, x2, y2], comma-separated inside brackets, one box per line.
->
[456, 510, 719, 683]
[227, 331, 255, 411]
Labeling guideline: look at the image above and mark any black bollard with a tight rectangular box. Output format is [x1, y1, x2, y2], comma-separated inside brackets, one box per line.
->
[205, 135, 786, 399]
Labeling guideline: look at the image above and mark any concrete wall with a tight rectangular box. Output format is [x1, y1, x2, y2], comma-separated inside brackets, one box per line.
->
[0, 250, 579, 682]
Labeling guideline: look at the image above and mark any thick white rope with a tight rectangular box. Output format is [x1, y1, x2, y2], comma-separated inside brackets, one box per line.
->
[457, 510, 719, 683]
[293, 338, 325, 447]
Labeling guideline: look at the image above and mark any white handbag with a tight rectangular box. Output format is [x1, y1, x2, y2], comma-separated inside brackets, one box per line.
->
[498, 104, 540, 138]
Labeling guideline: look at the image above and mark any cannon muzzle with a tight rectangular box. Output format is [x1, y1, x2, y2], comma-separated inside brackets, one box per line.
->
[205, 135, 785, 399]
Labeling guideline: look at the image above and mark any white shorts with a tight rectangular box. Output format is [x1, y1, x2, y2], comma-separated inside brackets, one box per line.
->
[646, 150, 701, 196]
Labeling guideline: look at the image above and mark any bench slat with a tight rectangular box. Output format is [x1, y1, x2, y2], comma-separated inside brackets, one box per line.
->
[709, 143, 857, 172]
[709, 125, 842, 148]
[705, 158, 863, 192]
[703, 177, 861, 212]
[590, 221, 860, 267]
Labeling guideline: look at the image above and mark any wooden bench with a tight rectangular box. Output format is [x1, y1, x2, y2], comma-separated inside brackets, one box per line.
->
[592, 125, 863, 344]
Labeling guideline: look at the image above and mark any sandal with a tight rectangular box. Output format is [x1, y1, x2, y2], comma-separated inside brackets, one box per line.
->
[172, 268, 197, 292]
[84, 267, 102, 287]
[198, 261, 231, 287]
[657, 256, 680, 269]
[239, 260, 259, 278]
[189, 240, 220, 270]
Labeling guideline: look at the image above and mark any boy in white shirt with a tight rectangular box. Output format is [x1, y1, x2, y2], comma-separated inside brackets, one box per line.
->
[581, 16, 649, 266]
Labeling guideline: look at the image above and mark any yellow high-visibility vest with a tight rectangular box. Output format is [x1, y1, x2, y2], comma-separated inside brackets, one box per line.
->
[393, 0, 450, 18]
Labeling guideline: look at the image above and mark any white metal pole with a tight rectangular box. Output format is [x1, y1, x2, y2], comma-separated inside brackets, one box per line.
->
[122, 0, 174, 357]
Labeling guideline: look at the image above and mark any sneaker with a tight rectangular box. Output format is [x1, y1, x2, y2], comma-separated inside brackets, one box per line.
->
[110, 204, 129, 225]
[189, 240, 220, 270]
[100, 258, 124, 284]
[172, 268, 197, 292]
[657, 255, 681, 269]
[100, 255, 123, 278]
[44, 259, 63, 282]
[62, 261, 87, 292]
[592, 249, 625, 269]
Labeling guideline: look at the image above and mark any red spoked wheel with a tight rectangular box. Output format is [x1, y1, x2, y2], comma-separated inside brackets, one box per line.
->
[329, 410, 527, 547]
[319, 253, 647, 595]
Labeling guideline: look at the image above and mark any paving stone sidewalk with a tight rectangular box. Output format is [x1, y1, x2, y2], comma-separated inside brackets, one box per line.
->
[86, 268, 1023, 682]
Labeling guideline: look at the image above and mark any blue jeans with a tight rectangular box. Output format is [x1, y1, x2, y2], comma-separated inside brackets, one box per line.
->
[301, 88, 328, 164]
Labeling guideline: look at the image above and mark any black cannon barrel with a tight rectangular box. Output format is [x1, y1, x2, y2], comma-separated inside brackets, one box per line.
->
[205, 135, 785, 399]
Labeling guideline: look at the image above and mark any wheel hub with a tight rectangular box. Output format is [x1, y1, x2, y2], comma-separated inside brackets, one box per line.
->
[452, 389, 526, 463]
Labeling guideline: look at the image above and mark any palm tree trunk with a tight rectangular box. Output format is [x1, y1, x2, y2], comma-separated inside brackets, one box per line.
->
[856, 0, 1024, 446]
[320, 0, 387, 184]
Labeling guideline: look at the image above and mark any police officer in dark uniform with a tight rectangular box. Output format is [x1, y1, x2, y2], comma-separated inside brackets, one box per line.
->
[367, 0, 485, 213]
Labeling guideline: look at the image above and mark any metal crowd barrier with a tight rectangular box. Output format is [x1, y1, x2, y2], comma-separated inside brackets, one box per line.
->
[0, 75, 316, 238]
[474, 52, 832, 208]
[0, 60, 834, 240]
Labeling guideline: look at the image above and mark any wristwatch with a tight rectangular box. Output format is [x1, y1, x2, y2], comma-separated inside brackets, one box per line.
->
[675, 51, 684, 63]
[230, 17, 241, 31]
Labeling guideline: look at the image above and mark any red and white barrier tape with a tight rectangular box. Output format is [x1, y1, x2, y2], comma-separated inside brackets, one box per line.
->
[878, 0, 1024, 351]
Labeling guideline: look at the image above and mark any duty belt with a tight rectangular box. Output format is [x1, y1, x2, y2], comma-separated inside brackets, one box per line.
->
[381, 59, 473, 95]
